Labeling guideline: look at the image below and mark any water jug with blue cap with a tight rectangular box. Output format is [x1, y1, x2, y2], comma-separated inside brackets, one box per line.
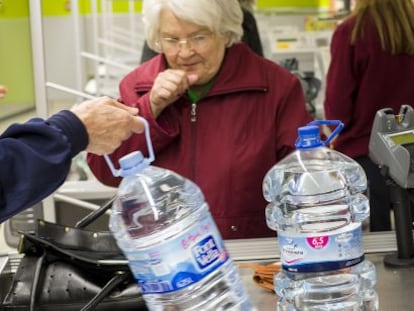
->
[263, 120, 378, 310]
[104, 117, 256, 311]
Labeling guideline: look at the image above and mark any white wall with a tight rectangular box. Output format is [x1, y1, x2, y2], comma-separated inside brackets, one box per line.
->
[42, 13, 144, 102]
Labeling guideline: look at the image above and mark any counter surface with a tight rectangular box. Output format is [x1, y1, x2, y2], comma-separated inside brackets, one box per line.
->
[239, 252, 414, 310]
[1, 252, 413, 309]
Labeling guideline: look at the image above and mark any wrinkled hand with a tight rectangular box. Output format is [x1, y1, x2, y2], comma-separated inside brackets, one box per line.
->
[0, 85, 8, 99]
[149, 69, 198, 118]
[71, 96, 144, 155]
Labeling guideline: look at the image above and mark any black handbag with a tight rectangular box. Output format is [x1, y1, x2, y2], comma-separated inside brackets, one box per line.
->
[0, 196, 148, 311]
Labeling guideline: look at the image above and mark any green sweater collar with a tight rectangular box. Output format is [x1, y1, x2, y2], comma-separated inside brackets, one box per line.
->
[187, 77, 216, 103]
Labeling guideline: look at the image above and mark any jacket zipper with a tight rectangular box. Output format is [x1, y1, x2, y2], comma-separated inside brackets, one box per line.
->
[191, 102, 197, 122]
[190, 101, 197, 180]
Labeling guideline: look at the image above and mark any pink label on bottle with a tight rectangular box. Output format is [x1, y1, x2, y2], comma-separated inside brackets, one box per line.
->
[306, 236, 329, 249]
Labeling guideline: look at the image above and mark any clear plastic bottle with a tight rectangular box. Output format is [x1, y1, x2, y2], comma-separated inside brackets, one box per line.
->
[104, 118, 256, 311]
[263, 120, 378, 311]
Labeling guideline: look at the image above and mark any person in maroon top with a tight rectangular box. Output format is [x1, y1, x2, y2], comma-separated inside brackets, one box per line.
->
[324, 0, 414, 231]
[87, 0, 313, 239]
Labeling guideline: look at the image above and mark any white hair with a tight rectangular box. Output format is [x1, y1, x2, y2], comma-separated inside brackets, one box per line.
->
[142, 0, 243, 52]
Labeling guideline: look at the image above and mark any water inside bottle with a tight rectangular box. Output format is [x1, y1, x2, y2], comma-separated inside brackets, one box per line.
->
[263, 122, 378, 310]
[111, 166, 256, 310]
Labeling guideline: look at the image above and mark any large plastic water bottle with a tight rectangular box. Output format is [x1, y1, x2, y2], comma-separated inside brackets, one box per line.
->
[104, 118, 256, 311]
[263, 120, 378, 311]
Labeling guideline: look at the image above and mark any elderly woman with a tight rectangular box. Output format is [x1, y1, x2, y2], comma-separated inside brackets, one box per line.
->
[139, 0, 263, 63]
[87, 0, 313, 239]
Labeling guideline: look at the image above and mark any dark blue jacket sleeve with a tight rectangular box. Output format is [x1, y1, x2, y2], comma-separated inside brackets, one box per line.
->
[0, 110, 88, 223]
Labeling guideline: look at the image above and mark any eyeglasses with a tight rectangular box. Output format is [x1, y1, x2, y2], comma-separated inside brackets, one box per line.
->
[159, 33, 214, 53]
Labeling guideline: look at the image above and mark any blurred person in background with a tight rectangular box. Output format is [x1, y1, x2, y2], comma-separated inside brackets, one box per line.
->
[237, 0, 263, 56]
[324, 0, 414, 231]
[88, 0, 313, 239]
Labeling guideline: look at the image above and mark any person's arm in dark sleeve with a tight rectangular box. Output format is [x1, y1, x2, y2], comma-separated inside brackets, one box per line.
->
[0, 110, 88, 222]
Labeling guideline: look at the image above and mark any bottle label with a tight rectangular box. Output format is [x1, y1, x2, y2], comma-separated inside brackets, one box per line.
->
[124, 213, 229, 294]
[278, 223, 364, 273]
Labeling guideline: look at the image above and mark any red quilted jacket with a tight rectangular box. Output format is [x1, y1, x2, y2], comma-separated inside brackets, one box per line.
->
[88, 43, 313, 239]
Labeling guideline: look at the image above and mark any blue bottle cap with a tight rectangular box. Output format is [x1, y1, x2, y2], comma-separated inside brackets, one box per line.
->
[118, 151, 150, 176]
[295, 125, 324, 149]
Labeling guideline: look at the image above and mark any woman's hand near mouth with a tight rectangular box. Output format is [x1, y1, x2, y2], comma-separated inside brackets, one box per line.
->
[149, 69, 198, 118]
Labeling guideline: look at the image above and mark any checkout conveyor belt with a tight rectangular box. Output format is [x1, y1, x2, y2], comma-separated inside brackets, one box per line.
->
[227, 232, 414, 310]
[237, 252, 414, 310]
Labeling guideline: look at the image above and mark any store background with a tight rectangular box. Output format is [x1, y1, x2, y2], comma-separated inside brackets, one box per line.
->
[0, 0, 349, 251]
[0, 0, 339, 118]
